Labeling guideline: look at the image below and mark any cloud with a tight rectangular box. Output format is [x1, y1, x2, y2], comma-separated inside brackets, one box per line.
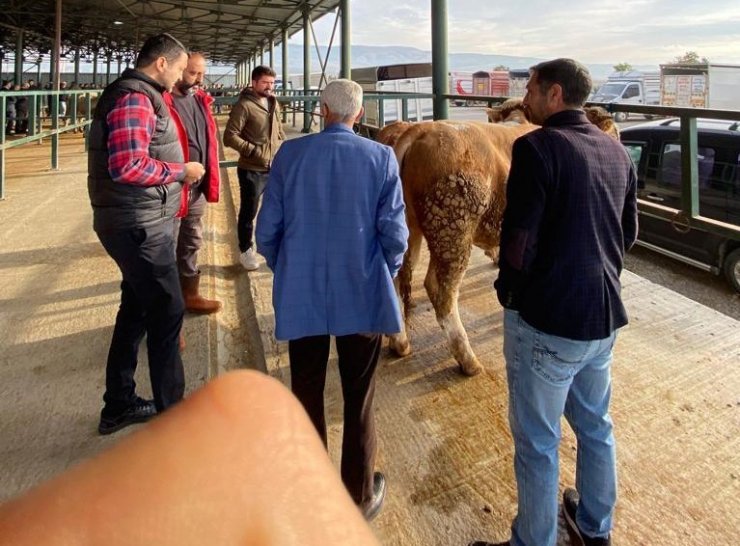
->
[306, 0, 740, 65]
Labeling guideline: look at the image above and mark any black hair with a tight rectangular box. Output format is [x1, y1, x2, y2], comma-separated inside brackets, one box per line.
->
[135, 33, 187, 68]
[251, 65, 276, 81]
[530, 58, 592, 106]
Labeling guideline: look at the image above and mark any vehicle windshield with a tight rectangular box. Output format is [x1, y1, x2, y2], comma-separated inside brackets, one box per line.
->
[592, 83, 625, 99]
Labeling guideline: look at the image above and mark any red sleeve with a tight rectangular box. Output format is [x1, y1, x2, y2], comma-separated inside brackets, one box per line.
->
[106, 92, 185, 186]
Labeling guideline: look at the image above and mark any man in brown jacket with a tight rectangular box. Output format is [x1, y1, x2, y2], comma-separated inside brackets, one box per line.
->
[223, 65, 285, 271]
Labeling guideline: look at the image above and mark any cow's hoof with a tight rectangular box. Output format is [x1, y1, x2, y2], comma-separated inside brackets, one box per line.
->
[388, 335, 412, 357]
[459, 358, 484, 377]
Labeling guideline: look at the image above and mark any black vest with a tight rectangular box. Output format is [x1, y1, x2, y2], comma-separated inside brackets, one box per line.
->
[87, 69, 183, 232]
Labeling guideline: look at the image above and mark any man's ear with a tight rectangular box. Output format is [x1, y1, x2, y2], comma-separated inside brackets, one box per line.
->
[320, 103, 329, 118]
[549, 83, 563, 105]
[154, 56, 167, 73]
[354, 106, 365, 123]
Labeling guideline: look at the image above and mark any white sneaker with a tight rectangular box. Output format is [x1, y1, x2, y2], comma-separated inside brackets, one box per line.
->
[239, 248, 260, 271]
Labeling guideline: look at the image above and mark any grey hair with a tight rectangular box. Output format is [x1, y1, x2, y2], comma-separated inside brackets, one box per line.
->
[321, 79, 363, 121]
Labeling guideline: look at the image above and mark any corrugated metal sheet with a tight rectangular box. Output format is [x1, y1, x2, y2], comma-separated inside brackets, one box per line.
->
[0, 0, 340, 64]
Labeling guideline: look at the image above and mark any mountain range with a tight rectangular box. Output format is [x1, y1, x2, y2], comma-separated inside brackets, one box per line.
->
[249, 44, 658, 82]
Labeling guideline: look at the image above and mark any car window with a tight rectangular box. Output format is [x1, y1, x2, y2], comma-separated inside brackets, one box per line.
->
[623, 84, 639, 99]
[659, 143, 716, 189]
[623, 143, 644, 167]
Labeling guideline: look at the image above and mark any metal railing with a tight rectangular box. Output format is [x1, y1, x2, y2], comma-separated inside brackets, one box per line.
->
[2, 88, 737, 244]
[0, 89, 99, 199]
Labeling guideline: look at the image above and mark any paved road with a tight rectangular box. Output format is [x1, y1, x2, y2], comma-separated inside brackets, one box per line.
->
[625, 245, 740, 320]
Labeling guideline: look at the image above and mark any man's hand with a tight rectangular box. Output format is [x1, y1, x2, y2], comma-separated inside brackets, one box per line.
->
[183, 162, 205, 185]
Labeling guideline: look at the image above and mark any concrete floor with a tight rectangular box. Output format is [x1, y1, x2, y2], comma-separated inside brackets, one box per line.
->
[1, 125, 739, 545]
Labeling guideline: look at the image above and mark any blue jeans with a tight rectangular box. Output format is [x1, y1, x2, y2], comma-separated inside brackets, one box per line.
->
[504, 309, 617, 546]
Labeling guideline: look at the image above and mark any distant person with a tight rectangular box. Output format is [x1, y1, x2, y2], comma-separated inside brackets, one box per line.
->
[0, 371, 382, 546]
[14, 84, 29, 135]
[58, 80, 69, 120]
[470, 58, 637, 546]
[87, 33, 205, 435]
[166, 52, 221, 314]
[4, 80, 16, 135]
[223, 65, 285, 271]
[256, 79, 409, 520]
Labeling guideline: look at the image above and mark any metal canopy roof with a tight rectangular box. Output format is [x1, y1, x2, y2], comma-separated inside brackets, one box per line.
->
[0, 0, 341, 64]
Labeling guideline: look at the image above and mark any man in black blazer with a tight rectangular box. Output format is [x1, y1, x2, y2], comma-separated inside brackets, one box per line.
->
[471, 58, 638, 546]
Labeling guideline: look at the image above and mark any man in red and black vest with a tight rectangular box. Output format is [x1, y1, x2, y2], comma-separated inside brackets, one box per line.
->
[87, 34, 205, 435]
[165, 52, 221, 314]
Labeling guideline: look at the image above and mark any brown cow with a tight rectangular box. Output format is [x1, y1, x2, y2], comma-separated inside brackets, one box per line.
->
[378, 120, 535, 375]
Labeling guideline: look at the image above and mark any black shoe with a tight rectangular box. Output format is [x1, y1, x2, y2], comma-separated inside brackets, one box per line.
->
[562, 488, 611, 546]
[98, 397, 156, 435]
[362, 471, 387, 521]
[468, 541, 509, 546]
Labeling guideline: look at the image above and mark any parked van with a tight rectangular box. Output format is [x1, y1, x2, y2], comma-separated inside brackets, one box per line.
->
[620, 118, 740, 291]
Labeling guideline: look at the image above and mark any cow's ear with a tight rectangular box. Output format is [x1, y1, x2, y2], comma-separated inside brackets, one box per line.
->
[486, 107, 501, 123]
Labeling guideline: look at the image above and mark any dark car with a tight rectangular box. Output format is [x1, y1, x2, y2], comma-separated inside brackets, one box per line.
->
[620, 118, 740, 292]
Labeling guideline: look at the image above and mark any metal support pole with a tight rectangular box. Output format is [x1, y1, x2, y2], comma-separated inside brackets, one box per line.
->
[302, 8, 311, 133]
[268, 39, 275, 68]
[431, 0, 449, 120]
[14, 29, 24, 86]
[51, 0, 62, 170]
[282, 29, 289, 86]
[260, 48, 264, 66]
[1, 96, 5, 200]
[106, 53, 112, 85]
[340, 0, 351, 79]
[28, 95, 37, 136]
[92, 50, 98, 86]
[282, 27, 289, 123]
[73, 47, 80, 84]
[680, 116, 700, 218]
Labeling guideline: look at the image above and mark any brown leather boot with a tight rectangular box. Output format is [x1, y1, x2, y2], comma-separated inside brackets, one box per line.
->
[180, 274, 221, 315]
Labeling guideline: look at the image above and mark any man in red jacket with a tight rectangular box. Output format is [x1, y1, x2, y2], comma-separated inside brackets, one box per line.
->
[167, 52, 221, 314]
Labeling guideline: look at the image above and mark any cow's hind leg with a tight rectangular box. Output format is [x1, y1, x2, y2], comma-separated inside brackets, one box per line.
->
[399, 224, 423, 313]
[426, 249, 483, 376]
[388, 216, 423, 358]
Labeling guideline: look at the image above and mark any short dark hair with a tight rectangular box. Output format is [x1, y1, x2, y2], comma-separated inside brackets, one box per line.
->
[530, 58, 592, 107]
[135, 33, 187, 68]
[251, 65, 276, 81]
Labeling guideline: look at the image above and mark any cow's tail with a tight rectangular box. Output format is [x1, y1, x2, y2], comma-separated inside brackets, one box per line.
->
[392, 124, 424, 173]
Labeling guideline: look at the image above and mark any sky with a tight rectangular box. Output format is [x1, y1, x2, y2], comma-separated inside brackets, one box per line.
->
[297, 0, 740, 67]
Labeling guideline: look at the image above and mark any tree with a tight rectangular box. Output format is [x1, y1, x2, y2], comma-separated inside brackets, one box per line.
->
[493, 64, 509, 71]
[673, 51, 709, 64]
[613, 62, 633, 72]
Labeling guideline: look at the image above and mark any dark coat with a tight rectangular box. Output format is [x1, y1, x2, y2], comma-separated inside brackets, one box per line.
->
[495, 110, 638, 340]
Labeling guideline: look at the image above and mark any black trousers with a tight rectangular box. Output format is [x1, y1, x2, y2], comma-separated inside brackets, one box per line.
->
[96, 221, 185, 414]
[288, 333, 382, 508]
[236, 167, 269, 252]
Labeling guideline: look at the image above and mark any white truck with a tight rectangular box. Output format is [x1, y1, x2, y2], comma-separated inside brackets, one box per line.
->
[351, 63, 434, 127]
[589, 70, 660, 121]
[660, 63, 740, 110]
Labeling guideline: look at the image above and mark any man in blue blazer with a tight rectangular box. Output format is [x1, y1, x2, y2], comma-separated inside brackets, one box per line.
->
[256, 79, 408, 521]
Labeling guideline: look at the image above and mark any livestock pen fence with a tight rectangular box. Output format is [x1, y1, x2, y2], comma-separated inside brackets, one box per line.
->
[1, 88, 738, 246]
